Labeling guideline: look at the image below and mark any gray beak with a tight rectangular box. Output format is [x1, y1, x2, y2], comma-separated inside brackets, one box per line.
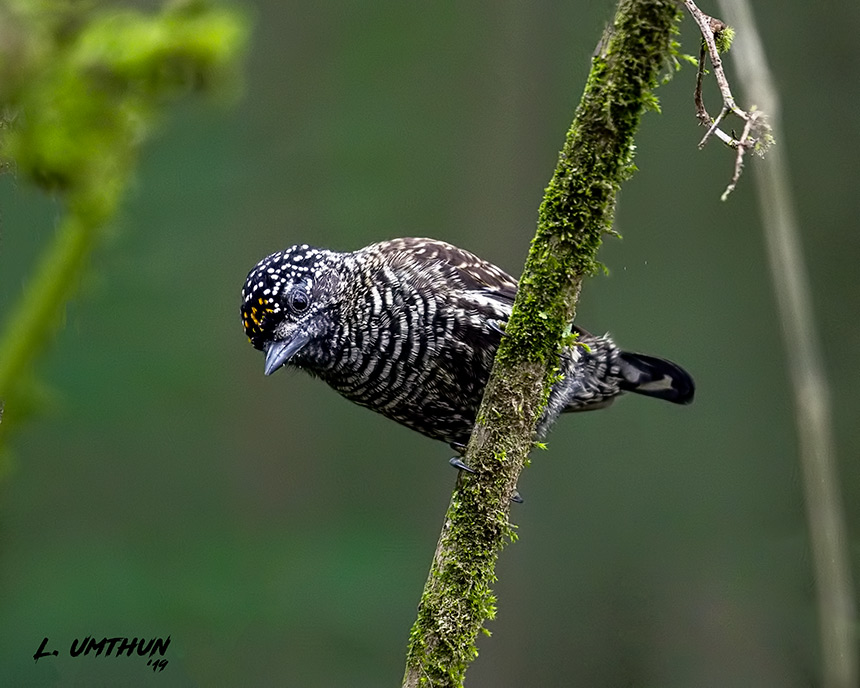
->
[264, 334, 310, 376]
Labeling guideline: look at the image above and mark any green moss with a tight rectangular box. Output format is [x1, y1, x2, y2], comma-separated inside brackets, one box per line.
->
[714, 25, 735, 53]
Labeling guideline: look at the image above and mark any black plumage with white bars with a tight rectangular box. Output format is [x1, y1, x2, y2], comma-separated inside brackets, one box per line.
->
[240, 237, 694, 450]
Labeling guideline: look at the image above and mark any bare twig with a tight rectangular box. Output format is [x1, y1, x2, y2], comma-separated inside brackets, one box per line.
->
[684, 0, 771, 198]
[693, 43, 710, 126]
[722, 108, 762, 200]
[716, 2, 857, 687]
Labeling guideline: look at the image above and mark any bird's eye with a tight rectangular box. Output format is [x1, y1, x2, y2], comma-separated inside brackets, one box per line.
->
[289, 287, 311, 314]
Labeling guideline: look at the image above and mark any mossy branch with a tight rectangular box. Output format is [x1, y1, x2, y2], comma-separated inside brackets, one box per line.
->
[402, 1, 682, 685]
[0, 1, 248, 457]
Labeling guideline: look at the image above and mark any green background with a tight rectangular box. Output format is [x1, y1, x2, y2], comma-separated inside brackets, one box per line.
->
[2, 1, 858, 686]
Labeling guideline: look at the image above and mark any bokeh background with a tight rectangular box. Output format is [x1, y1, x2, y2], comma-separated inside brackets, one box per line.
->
[2, 1, 858, 686]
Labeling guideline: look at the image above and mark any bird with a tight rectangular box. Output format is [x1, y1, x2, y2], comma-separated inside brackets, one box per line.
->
[240, 237, 694, 451]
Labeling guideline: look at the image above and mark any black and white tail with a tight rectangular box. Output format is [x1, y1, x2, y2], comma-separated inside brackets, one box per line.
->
[617, 351, 695, 405]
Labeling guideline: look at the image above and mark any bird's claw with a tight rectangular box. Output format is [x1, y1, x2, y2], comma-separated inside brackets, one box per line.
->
[488, 319, 507, 337]
[449, 456, 476, 473]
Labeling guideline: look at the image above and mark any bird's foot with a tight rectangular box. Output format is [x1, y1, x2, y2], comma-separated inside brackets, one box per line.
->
[449, 456, 476, 473]
[488, 319, 507, 336]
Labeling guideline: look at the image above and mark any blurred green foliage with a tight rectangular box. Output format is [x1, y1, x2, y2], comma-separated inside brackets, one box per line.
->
[0, 0, 248, 452]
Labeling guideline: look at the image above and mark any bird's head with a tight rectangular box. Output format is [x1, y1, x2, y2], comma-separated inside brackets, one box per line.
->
[240, 244, 341, 375]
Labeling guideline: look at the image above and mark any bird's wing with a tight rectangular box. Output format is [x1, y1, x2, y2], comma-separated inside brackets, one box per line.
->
[377, 237, 518, 303]
[373, 237, 593, 337]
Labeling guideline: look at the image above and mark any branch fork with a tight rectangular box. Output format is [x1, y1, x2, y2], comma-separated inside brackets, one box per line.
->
[685, 0, 771, 199]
